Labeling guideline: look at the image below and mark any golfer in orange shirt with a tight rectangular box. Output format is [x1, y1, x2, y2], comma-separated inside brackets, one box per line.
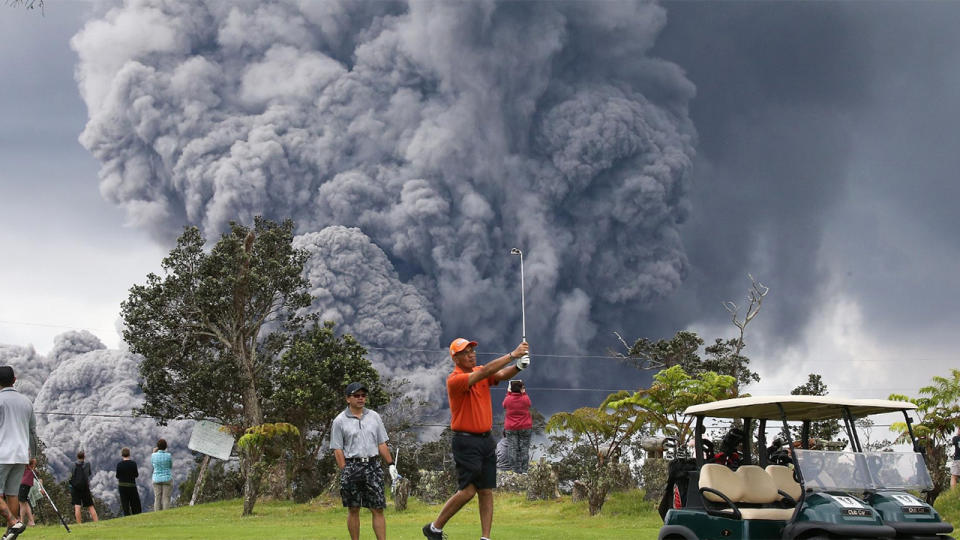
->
[422, 338, 529, 540]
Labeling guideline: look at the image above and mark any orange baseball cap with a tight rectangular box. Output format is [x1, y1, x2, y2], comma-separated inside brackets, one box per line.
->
[449, 338, 478, 356]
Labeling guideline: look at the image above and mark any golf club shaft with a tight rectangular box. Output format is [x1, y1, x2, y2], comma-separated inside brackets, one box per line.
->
[519, 250, 525, 340]
[32, 469, 70, 532]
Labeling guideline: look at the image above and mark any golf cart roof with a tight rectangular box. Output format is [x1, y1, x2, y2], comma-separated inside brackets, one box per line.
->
[684, 395, 917, 421]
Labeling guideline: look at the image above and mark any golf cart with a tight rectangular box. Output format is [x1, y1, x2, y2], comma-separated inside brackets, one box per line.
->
[658, 395, 954, 540]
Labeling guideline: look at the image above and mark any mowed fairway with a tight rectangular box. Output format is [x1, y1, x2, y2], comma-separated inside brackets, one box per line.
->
[21, 491, 663, 540]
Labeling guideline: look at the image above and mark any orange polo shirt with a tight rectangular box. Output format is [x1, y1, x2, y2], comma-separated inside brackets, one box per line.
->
[447, 365, 498, 433]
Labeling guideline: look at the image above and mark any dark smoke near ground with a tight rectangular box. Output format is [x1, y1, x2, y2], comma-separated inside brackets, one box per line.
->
[2, 332, 192, 512]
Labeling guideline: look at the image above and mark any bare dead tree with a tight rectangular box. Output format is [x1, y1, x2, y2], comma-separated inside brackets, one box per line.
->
[722, 274, 769, 358]
[7, 0, 43, 10]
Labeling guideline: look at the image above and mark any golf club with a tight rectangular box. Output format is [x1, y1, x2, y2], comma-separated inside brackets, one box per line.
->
[391, 448, 401, 496]
[32, 469, 69, 532]
[510, 248, 530, 367]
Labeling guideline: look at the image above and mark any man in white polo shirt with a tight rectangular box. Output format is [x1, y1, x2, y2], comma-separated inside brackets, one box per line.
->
[0, 366, 36, 540]
[330, 382, 398, 540]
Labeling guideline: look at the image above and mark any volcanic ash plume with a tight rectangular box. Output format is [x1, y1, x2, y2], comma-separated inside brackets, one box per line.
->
[0, 343, 54, 402]
[73, 0, 696, 362]
[32, 332, 192, 510]
[295, 226, 446, 404]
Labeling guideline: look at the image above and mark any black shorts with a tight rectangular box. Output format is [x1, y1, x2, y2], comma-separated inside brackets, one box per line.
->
[339, 461, 385, 509]
[70, 486, 94, 507]
[452, 432, 497, 491]
[17, 484, 31, 506]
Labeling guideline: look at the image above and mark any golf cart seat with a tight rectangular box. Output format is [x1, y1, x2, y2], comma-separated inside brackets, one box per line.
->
[699, 464, 796, 521]
[765, 464, 802, 502]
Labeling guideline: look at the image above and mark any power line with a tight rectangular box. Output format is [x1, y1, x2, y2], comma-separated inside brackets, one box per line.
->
[0, 317, 948, 366]
[365, 346, 618, 360]
[32, 410, 910, 429]
[0, 319, 115, 334]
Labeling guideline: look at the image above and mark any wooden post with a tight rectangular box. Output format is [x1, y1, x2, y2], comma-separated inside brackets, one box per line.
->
[190, 454, 211, 506]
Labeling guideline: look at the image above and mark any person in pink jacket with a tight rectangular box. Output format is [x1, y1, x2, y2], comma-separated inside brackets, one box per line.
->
[502, 380, 532, 473]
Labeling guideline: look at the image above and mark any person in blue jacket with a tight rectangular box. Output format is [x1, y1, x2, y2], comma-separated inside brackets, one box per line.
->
[150, 439, 173, 511]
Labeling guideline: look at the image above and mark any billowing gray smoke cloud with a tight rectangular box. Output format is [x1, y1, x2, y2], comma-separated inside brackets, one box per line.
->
[0, 344, 55, 401]
[27, 332, 192, 511]
[72, 0, 697, 374]
[294, 226, 445, 403]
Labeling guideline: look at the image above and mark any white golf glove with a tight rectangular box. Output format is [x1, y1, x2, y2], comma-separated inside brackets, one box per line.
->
[515, 354, 530, 371]
[389, 464, 399, 483]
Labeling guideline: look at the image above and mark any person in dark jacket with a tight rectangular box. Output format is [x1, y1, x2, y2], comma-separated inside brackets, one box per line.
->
[116, 448, 141, 516]
[502, 380, 532, 473]
[69, 451, 98, 524]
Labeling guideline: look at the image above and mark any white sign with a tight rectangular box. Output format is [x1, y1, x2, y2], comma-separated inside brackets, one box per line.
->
[188, 420, 235, 460]
[830, 495, 864, 509]
[892, 494, 921, 506]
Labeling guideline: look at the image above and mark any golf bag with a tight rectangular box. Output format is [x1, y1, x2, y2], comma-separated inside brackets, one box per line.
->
[658, 457, 699, 520]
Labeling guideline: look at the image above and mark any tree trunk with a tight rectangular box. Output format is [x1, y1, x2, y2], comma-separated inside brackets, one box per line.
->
[588, 484, 609, 516]
[241, 452, 262, 516]
[190, 455, 211, 506]
[238, 345, 264, 516]
[923, 445, 946, 504]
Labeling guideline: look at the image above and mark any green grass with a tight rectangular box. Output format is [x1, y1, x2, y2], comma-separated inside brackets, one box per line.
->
[934, 486, 960, 525]
[23, 491, 663, 539]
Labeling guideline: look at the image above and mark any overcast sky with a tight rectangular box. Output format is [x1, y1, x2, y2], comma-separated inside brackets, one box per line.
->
[3, 0, 960, 414]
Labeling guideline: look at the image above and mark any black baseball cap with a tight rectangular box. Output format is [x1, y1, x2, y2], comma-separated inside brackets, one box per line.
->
[345, 382, 368, 396]
[0, 366, 14, 386]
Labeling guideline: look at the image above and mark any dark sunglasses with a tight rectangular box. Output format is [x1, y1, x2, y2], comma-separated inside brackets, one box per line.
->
[350, 393, 368, 398]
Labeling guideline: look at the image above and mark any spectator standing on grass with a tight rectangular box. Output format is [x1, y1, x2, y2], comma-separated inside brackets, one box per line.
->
[116, 448, 141, 516]
[17, 459, 38, 527]
[0, 365, 36, 540]
[495, 432, 511, 471]
[69, 451, 98, 524]
[503, 380, 533, 473]
[330, 382, 398, 540]
[151, 439, 173, 511]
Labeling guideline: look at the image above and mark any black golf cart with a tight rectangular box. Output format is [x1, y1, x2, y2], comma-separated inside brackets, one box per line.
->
[658, 395, 954, 540]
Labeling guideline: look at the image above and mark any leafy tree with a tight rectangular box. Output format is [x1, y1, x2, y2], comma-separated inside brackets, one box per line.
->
[121, 217, 311, 515]
[890, 369, 960, 504]
[614, 330, 703, 372]
[790, 373, 842, 442]
[609, 365, 738, 451]
[379, 379, 436, 492]
[700, 338, 760, 392]
[236, 422, 301, 507]
[615, 276, 767, 392]
[260, 319, 387, 502]
[546, 395, 649, 516]
[177, 457, 244, 507]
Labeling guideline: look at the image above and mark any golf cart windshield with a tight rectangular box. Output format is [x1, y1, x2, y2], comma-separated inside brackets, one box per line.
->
[795, 449, 933, 492]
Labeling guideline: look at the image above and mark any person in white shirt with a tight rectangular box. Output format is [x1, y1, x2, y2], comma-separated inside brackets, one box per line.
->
[0, 366, 36, 540]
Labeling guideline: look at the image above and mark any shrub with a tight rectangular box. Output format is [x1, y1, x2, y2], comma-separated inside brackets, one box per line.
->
[414, 470, 456, 504]
[639, 458, 669, 501]
[526, 460, 559, 501]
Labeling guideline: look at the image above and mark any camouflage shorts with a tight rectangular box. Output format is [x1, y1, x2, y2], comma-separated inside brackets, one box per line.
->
[340, 460, 385, 509]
